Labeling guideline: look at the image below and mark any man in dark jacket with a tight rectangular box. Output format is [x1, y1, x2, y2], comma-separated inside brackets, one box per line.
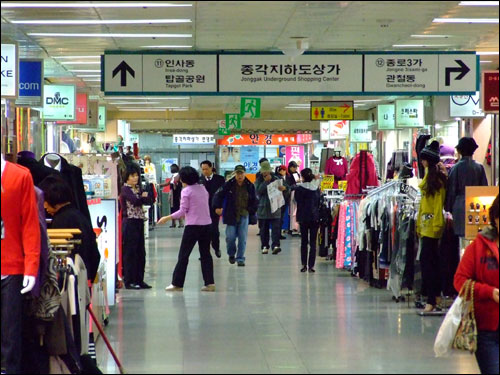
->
[445, 137, 488, 237]
[213, 165, 258, 267]
[200, 160, 226, 258]
[255, 161, 287, 255]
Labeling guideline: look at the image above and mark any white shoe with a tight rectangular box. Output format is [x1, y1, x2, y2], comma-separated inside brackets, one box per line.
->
[201, 284, 216, 292]
[165, 284, 183, 292]
[262, 247, 269, 254]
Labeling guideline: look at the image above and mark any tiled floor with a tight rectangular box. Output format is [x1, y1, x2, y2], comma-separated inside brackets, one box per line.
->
[95, 225, 479, 374]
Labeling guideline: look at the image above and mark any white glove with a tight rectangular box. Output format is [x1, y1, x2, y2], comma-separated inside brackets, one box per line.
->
[20, 275, 36, 294]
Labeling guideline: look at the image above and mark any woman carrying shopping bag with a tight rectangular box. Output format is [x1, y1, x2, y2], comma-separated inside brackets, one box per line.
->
[454, 194, 499, 374]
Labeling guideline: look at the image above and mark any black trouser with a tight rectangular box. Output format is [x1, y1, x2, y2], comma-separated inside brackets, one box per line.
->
[280, 205, 287, 232]
[259, 218, 281, 249]
[210, 214, 220, 252]
[122, 218, 146, 285]
[420, 237, 441, 306]
[172, 225, 214, 287]
[300, 222, 319, 268]
[1, 275, 24, 374]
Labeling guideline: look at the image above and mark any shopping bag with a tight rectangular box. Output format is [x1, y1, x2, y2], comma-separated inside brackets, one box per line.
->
[452, 279, 478, 354]
[434, 295, 463, 357]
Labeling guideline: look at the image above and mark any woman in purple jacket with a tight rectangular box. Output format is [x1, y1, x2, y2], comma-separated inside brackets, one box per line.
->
[158, 167, 215, 292]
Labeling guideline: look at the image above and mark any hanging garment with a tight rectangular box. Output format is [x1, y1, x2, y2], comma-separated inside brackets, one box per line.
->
[345, 151, 379, 196]
[325, 157, 348, 188]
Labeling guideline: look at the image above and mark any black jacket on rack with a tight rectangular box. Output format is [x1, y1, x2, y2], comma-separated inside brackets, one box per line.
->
[50, 204, 101, 281]
[17, 155, 59, 186]
[40, 154, 91, 223]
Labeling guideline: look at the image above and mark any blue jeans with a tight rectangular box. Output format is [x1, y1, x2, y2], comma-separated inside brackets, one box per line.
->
[476, 329, 499, 374]
[226, 215, 249, 262]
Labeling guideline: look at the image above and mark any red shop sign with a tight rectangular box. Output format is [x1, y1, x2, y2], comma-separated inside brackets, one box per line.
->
[481, 71, 499, 114]
[217, 134, 299, 146]
[58, 93, 88, 125]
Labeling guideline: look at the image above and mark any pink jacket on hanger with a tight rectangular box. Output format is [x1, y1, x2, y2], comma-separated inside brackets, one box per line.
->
[325, 157, 348, 180]
[345, 151, 379, 196]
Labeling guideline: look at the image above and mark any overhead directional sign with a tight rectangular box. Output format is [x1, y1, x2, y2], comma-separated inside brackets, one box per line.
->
[310, 101, 353, 121]
[1, 44, 18, 98]
[103, 51, 478, 96]
[240, 97, 261, 119]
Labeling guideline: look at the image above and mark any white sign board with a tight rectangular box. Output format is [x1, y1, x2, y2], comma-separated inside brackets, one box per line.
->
[1, 44, 18, 98]
[104, 54, 217, 93]
[173, 134, 215, 145]
[396, 99, 424, 128]
[450, 93, 485, 118]
[320, 122, 330, 141]
[350, 121, 373, 143]
[377, 104, 395, 130]
[218, 54, 363, 93]
[320, 120, 349, 141]
[43, 85, 76, 121]
[365, 54, 477, 93]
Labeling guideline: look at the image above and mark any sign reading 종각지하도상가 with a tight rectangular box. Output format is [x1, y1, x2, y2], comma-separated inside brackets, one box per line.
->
[172, 134, 215, 145]
[310, 101, 354, 121]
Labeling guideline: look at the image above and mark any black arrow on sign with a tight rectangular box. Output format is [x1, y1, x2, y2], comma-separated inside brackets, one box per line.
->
[112, 61, 135, 87]
[445, 60, 470, 87]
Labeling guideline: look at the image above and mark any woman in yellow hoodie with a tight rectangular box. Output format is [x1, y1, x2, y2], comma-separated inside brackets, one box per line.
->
[417, 141, 448, 313]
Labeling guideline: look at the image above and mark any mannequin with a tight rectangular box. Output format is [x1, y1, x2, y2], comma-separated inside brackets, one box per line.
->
[324, 151, 348, 188]
[1, 153, 41, 374]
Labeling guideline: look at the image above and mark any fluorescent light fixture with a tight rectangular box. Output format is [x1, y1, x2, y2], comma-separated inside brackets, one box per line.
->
[28, 33, 192, 38]
[355, 99, 382, 102]
[68, 70, 101, 73]
[2, 3, 193, 8]
[54, 55, 100, 59]
[433, 18, 499, 23]
[81, 79, 101, 82]
[60, 61, 101, 65]
[459, 1, 499, 6]
[12, 19, 191, 25]
[477, 51, 499, 55]
[393, 44, 454, 48]
[103, 96, 190, 100]
[76, 74, 101, 77]
[117, 108, 189, 111]
[480, 60, 493, 63]
[141, 45, 193, 48]
[109, 102, 161, 105]
[411, 35, 451, 38]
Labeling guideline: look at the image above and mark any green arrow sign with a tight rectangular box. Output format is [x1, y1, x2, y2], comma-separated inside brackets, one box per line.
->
[240, 97, 261, 119]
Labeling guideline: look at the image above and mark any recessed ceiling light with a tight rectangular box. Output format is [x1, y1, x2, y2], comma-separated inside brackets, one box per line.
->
[28, 33, 192, 38]
[141, 45, 193, 49]
[459, 1, 499, 6]
[2, 3, 193, 8]
[433, 18, 499, 23]
[12, 19, 191, 25]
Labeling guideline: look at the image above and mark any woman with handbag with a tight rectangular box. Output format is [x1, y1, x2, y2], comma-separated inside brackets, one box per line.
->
[454, 194, 499, 374]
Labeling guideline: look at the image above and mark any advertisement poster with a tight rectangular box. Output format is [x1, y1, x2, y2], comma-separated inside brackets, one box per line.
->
[240, 146, 260, 173]
[43, 84, 76, 121]
[218, 134, 299, 146]
[285, 146, 305, 172]
[87, 199, 117, 306]
[161, 158, 178, 182]
[58, 92, 88, 125]
[220, 146, 260, 173]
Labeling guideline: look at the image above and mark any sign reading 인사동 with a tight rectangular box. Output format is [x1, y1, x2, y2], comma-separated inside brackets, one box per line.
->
[481, 71, 499, 114]
[349, 121, 373, 143]
[377, 104, 395, 130]
[450, 93, 485, 118]
[310, 101, 354, 121]
[219, 54, 363, 93]
[173, 134, 215, 145]
[43, 85, 76, 121]
[240, 97, 261, 119]
[396, 99, 424, 128]
[1, 44, 18, 98]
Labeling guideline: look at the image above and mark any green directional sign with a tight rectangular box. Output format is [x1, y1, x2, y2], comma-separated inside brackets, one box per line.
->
[240, 97, 261, 119]
[226, 113, 242, 130]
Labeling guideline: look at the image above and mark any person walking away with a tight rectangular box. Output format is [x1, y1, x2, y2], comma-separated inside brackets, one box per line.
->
[255, 161, 287, 255]
[294, 169, 321, 273]
[286, 161, 302, 235]
[158, 167, 215, 292]
[213, 165, 258, 267]
[276, 165, 290, 239]
[256, 158, 270, 236]
[200, 160, 226, 258]
[446, 137, 488, 242]
[120, 165, 153, 289]
[417, 141, 448, 313]
[454, 194, 499, 375]
[169, 164, 184, 228]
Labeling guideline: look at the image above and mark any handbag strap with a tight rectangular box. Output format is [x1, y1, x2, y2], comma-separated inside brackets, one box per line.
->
[470, 280, 476, 322]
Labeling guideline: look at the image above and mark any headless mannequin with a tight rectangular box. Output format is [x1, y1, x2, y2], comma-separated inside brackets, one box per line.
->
[45, 153, 62, 171]
[1, 154, 36, 294]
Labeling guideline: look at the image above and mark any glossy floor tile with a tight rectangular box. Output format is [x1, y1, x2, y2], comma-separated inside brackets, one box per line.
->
[95, 225, 479, 374]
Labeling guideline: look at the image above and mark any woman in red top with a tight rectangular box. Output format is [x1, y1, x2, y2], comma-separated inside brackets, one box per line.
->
[454, 194, 499, 374]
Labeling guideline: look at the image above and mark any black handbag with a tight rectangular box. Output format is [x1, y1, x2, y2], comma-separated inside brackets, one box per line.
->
[249, 214, 258, 225]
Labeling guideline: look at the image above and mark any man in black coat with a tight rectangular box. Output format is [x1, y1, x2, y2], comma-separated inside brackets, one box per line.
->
[200, 160, 226, 258]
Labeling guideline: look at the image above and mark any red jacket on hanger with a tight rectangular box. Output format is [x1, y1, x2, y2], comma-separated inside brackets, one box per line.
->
[1, 162, 41, 277]
[325, 157, 348, 187]
[345, 151, 379, 196]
